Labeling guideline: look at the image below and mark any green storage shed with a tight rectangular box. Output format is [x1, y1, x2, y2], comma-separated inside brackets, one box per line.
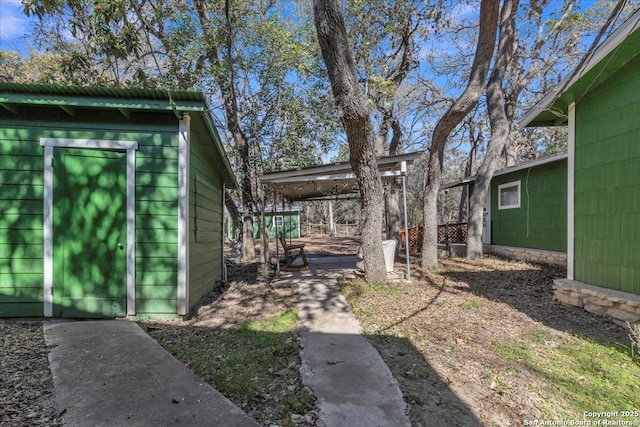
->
[0, 83, 236, 319]
[441, 153, 568, 265]
[520, 9, 640, 324]
[228, 205, 303, 240]
[488, 154, 567, 253]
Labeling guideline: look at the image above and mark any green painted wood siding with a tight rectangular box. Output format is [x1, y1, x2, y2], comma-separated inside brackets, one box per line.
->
[491, 159, 567, 252]
[0, 109, 179, 317]
[574, 54, 640, 295]
[263, 212, 300, 239]
[189, 116, 224, 307]
[228, 211, 301, 239]
[0, 136, 44, 316]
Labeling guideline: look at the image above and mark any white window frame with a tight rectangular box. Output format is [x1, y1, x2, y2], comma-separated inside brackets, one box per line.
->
[498, 180, 521, 210]
[273, 215, 284, 228]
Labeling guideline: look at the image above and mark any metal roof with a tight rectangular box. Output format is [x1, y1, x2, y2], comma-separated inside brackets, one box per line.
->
[0, 83, 237, 188]
[0, 83, 206, 112]
[259, 152, 423, 201]
[520, 9, 640, 128]
[440, 152, 568, 190]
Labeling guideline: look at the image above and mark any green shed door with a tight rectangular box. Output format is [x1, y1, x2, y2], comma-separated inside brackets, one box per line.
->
[53, 148, 127, 317]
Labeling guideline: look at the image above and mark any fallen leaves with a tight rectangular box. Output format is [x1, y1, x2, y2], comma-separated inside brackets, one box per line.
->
[0, 321, 61, 427]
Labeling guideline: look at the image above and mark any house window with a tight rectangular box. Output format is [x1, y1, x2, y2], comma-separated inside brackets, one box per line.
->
[498, 181, 521, 209]
[273, 215, 284, 228]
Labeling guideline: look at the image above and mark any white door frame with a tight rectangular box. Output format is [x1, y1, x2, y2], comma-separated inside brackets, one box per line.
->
[40, 138, 138, 317]
[482, 188, 491, 244]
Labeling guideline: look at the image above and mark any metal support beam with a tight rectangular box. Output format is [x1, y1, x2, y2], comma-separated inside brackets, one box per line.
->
[401, 161, 411, 281]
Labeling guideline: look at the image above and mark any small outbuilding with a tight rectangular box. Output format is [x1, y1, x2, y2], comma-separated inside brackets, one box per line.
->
[520, 9, 640, 325]
[228, 204, 303, 239]
[441, 153, 568, 265]
[0, 83, 236, 319]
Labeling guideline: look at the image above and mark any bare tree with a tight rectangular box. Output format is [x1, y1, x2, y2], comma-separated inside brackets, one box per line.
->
[313, 0, 387, 281]
[466, 0, 629, 259]
[420, 0, 500, 270]
[467, 0, 519, 259]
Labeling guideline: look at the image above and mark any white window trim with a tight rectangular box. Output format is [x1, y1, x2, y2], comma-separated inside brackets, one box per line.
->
[40, 138, 137, 317]
[273, 215, 284, 228]
[497, 180, 521, 210]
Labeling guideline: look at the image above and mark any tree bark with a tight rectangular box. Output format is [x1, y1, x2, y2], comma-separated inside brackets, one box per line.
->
[314, 0, 387, 282]
[194, 0, 256, 261]
[420, 0, 499, 270]
[467, 0, 519, 259]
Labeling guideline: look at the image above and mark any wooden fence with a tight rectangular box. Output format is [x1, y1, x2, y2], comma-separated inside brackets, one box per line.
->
[400, 222, 468, 254]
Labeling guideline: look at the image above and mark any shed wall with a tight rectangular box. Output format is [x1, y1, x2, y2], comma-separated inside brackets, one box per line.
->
[0, 109, 179, 317]
[574, 54, 640, 295]
[188, 117, 225, 307]
[490, 160, 567, 252]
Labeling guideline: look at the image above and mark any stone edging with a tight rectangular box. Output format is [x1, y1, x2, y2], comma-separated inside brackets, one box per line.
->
[554, 279, 640, 326]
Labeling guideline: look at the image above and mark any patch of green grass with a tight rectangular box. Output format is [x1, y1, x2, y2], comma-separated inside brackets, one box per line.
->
[339, 278, 405, 300]
[497, 332, 640, 419]
[160, 309, 314, 425]
[458, 299, 484, 310]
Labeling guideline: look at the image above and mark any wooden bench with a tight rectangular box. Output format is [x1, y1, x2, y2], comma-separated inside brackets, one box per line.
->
[279, 233, 308, 268]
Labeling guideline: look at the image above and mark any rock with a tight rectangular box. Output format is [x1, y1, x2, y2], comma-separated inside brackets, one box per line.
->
[606, 308, 640, 323]
[291, 414, 306, 424]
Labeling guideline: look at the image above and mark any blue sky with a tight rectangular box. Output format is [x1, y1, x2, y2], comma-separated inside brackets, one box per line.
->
[0, 0, 35, 52]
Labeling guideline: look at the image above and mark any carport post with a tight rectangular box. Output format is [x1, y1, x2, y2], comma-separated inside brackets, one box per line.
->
[261, 185, 269, 284]
[401, 161, 411, 281]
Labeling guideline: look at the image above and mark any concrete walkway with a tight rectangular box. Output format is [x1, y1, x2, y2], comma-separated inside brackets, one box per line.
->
[276, 256, 411, 427]
[44, 255, 409, 427]
[44, 320, 258, 427]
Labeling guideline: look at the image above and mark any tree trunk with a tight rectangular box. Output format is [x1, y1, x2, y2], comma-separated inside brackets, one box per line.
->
[467, 0, 519, 259]
[458, 147, 475, 222]
[421, 0, 500, 270]
[314, 0, 386, 282]
[194, 0, 255, 262]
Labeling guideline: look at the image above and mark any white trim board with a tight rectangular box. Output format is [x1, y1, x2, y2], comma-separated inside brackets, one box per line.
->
[177, 114, 191, 316]
[40, 138, 137, 317]
[567, 103, 576, 280]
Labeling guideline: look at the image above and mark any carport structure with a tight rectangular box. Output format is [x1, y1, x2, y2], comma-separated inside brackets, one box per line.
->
[259, 152, 422, 280]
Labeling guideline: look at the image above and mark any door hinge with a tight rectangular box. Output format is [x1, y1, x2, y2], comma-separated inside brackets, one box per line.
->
[51, 157, 55, 168]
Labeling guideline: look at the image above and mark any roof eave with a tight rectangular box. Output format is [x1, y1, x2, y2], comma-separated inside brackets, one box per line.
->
[200, 111, 238, 189]
[520, 8, 640, 128]
[0, 93, 206, 113]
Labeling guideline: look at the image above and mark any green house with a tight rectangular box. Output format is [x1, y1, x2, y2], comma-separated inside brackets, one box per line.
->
[487, 154, 567, 259]
[521, 9, 640, 324]
[228, 205, 302, 239]
[0, 83, 236, 319]
[441, 153, 568, 265]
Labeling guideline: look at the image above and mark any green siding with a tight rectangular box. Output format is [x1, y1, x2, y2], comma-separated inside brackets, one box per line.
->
[573, 54, 640, 295]
[188, 114, 225, 308]
[0, 133, 44, 316]
[228, 211, 301, 239]
[263, 212, 301, 239]
[0, 109, 180, 317]
[491, 159, 567, 252]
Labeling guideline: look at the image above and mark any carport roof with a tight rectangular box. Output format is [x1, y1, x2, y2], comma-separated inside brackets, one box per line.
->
[259, 152, 423, 201]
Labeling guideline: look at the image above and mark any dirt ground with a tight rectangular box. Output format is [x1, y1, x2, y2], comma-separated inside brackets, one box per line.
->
[0, 236, 633, 426]
[341, 254, 632, 427]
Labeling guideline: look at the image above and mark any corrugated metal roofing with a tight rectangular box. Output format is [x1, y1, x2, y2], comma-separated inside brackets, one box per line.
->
[0, 82, 204, 102]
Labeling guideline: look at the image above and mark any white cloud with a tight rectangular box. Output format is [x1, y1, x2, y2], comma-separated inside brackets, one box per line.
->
[0, 0, 31, 41]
